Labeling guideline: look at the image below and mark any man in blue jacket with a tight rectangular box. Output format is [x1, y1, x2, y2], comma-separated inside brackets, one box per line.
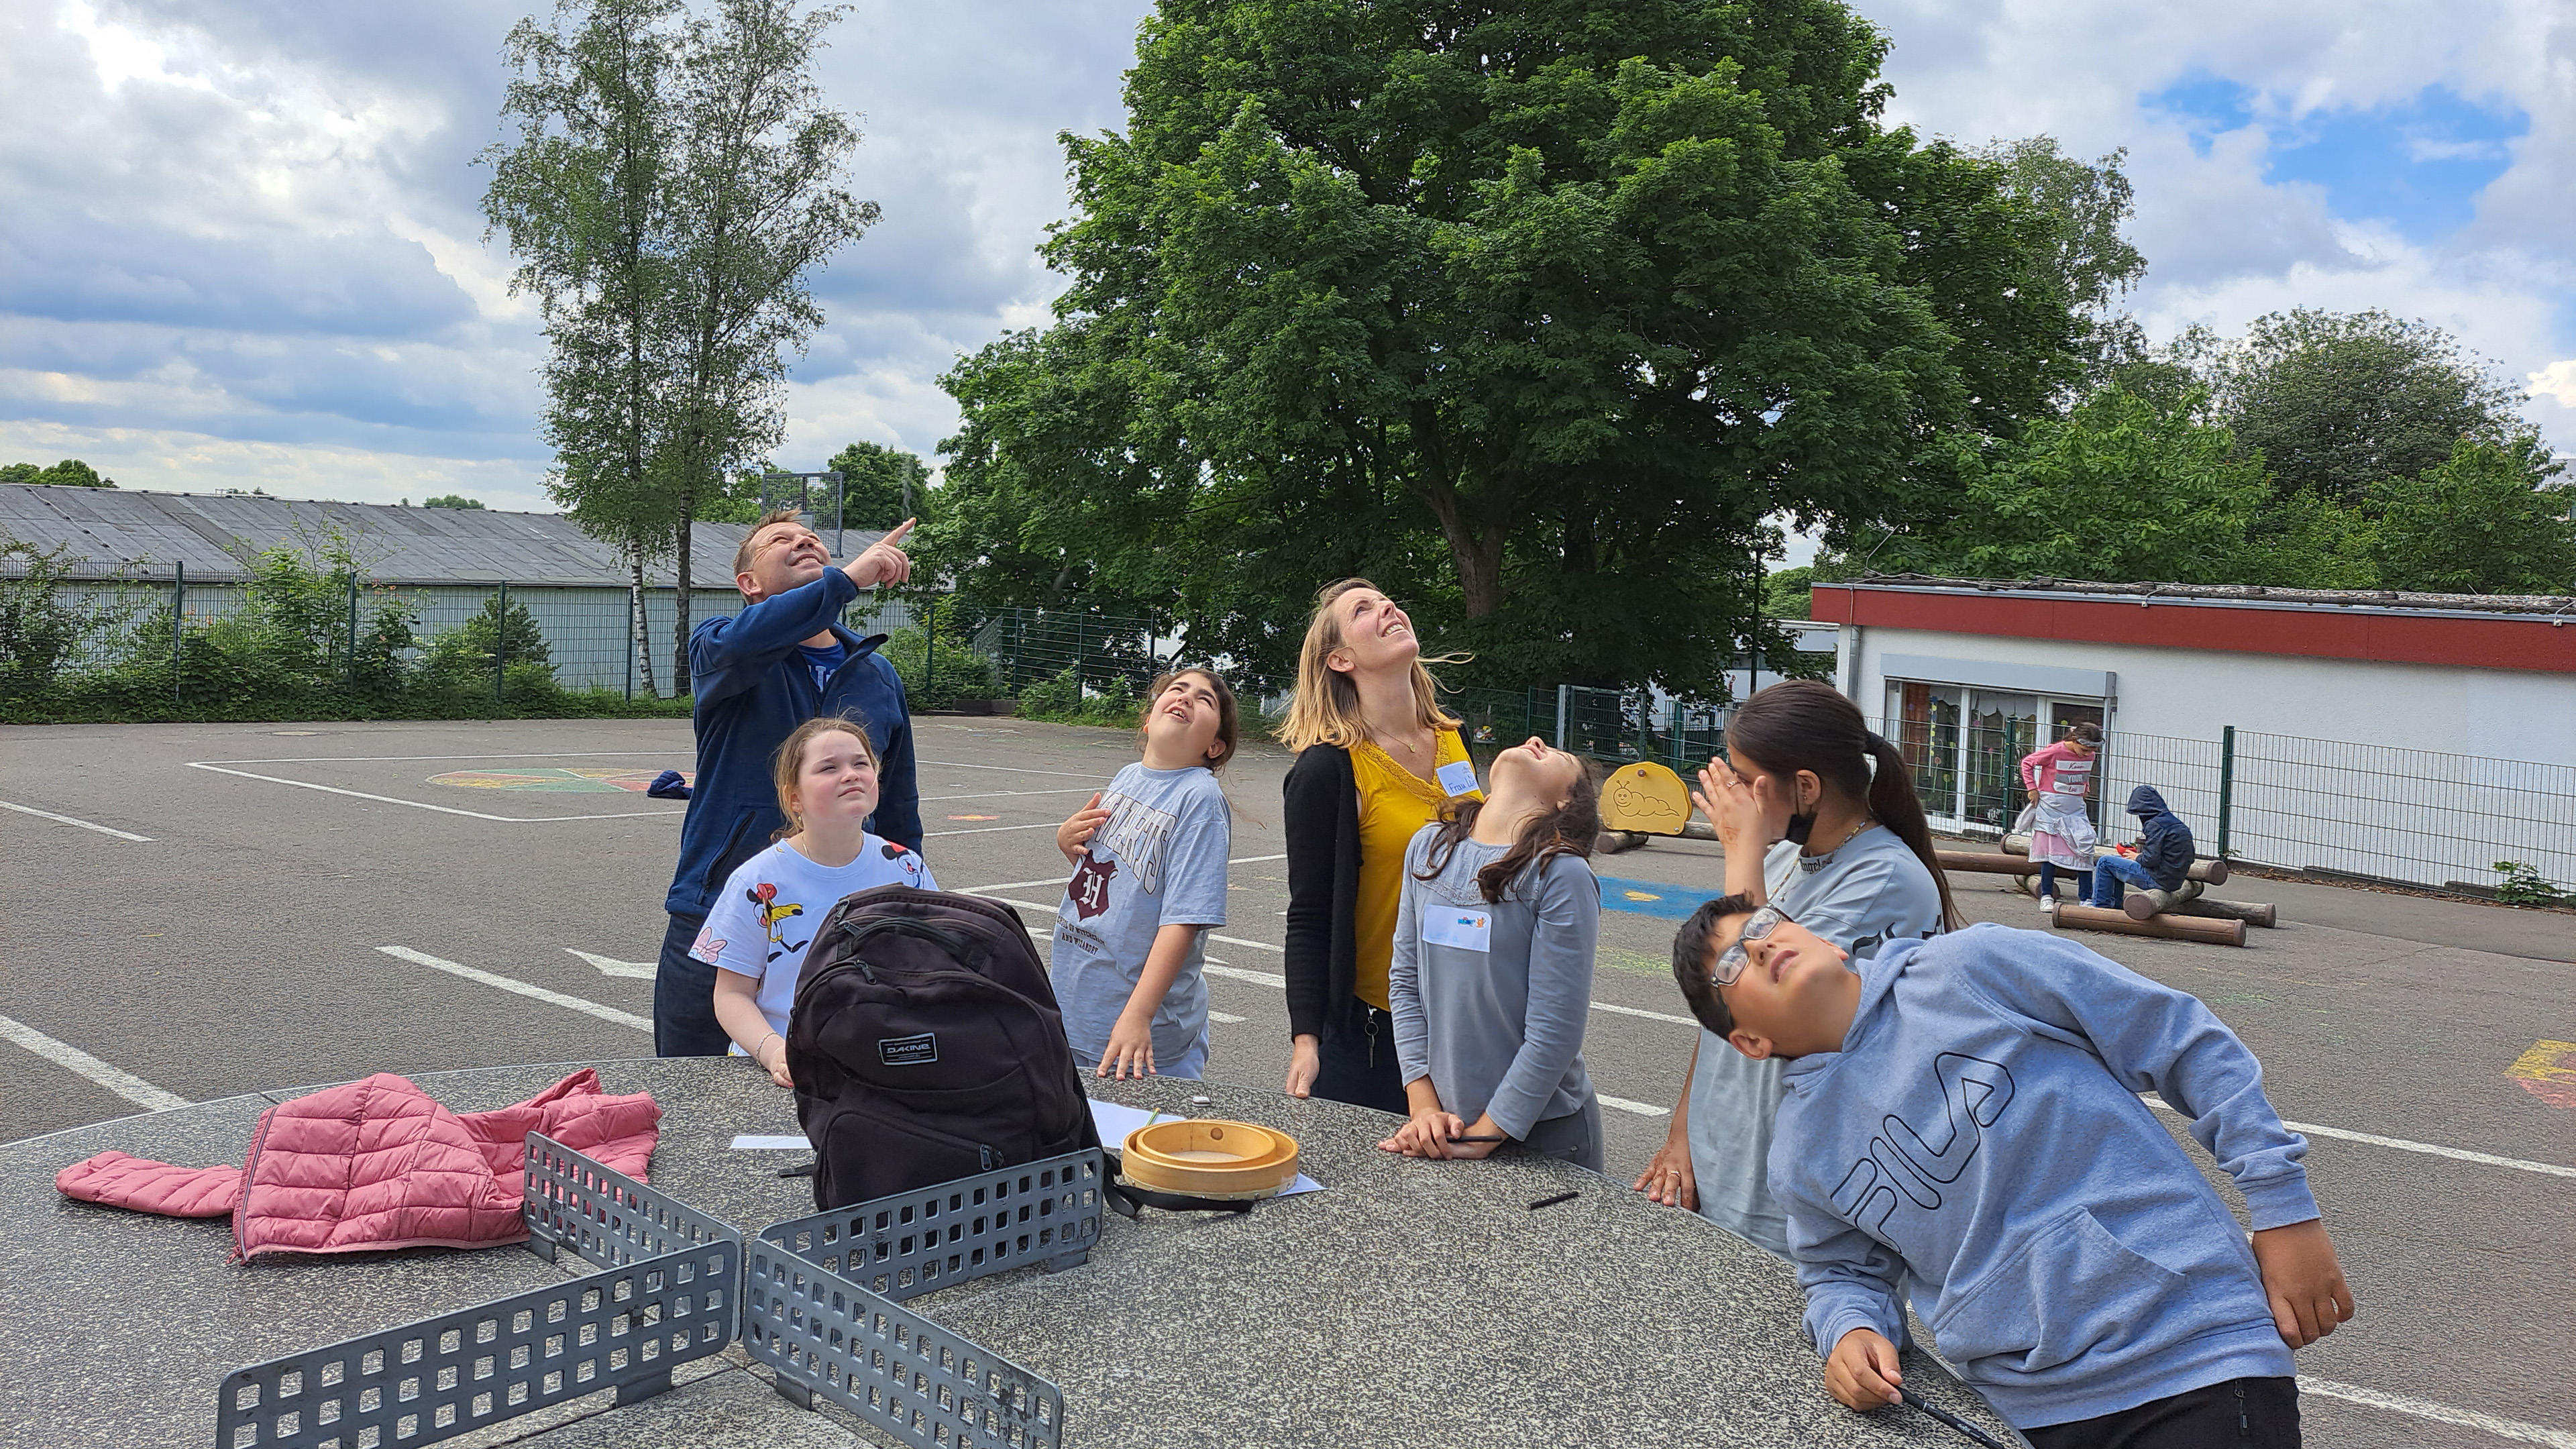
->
[657, 511, 924, 1056]
[2089, 786, 2196, 914]
[1674, 902, 2353, 1447]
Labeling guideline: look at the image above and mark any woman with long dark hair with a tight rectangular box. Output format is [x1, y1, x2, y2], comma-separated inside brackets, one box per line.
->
[1636, 680, 1957, 1256]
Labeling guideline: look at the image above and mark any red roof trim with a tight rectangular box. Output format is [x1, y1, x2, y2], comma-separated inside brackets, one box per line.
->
[1808, 584, 2576, 675]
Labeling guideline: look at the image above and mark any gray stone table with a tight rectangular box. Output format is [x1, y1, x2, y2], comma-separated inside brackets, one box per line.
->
[0, 1059, 2020, 1448]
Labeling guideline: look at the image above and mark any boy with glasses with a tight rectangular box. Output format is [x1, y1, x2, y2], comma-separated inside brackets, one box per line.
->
[1671, 900, 2354, 1448]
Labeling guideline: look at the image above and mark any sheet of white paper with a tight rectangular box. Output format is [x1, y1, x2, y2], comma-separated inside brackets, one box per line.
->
[1088, 1098, 1324, 1196]
[729, 1134, 808, 1150]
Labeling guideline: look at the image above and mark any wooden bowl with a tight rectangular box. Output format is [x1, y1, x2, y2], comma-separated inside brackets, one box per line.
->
[1120, 1119, 1299, 1199]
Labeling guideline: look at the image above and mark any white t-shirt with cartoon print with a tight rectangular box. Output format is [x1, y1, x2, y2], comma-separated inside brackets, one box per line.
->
[690, 835, 934, 1045]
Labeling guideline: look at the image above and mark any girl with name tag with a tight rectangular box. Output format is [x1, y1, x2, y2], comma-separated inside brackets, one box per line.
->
[1279, 579, 1485, 1114]
[1380, 737, 1607, 1169]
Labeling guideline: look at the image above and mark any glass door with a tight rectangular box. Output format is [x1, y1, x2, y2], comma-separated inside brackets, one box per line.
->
[1963, 691, 2037, 830]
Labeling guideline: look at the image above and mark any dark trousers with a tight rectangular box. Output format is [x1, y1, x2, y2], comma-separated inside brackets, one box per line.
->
[2027, 1377, 2300, 1449]
[655, 913, 733, 1058]
[1312, 1002, 1409, 1115]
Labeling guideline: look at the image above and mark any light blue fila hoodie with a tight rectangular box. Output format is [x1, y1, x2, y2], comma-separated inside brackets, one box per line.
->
[1771, 923, 2315, 1431]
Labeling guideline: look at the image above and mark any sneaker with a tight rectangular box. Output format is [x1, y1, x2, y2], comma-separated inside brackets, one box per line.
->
[2037, 893, 2056, 914]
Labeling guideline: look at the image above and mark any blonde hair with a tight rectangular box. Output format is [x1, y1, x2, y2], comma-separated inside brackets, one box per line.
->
[771, 714, 879, 838]
[1275, 578, 1462, 752]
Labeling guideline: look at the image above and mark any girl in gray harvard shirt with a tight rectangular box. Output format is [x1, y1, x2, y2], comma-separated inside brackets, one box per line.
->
[1381, 737, 1606, 1170]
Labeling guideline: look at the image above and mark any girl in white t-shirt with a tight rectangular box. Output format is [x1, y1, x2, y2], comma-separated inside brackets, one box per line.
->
[691, 713, 934, 1085]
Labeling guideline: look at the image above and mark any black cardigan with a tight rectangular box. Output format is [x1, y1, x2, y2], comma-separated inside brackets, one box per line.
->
[1280, 743, 1362, 1040]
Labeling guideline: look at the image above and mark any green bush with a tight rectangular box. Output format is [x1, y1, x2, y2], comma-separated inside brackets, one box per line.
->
[877, 624, 998, 710]
[2493, 861, 2572, 908]
[1015, 666, 1142, 727]
[0, 541, 115, 699]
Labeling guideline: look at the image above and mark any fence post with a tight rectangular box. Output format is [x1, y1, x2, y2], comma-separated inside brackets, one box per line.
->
[171, 560, 184, 702]
[1555, 684, 1569, 749]
[923, 597, 938, 702]
[345, 574, 360, 688]
[1671, 697, 1685, 773]
[1073, 616, 1086, 698]
[2216, 725, 2236, 859]
[494, 580, 508, 705]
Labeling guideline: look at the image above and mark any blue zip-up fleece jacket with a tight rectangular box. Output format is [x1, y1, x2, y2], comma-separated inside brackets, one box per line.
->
[1774, 924, 2315, 1430]
[2127, 786, 2196, 891]
[661, 568, 920, 919]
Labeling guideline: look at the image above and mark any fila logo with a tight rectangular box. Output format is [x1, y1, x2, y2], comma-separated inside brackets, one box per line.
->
[877, 1033, 938, 1067]
[1829, 1052, 2016, 1232]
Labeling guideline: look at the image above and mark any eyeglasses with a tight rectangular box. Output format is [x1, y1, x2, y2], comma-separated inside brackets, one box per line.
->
[1711, 904, 1792, 987]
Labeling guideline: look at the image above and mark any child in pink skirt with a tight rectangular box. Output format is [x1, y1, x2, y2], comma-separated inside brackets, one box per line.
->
[2020, 722, 2101, 909]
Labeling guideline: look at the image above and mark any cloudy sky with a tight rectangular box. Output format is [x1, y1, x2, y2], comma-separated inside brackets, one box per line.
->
[3, 0, 2570, 513]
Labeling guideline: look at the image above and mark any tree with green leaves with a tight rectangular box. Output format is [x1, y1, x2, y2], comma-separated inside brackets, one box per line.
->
[483, 0, 869, 694]
[2206, 309, 2532, 502]
[653, 0, 873, 688]
[1874, 386, 2273, 584]
[2367, 436, 2575, 594]
[824, 440, 929, 529]
[932, 0, 2088, 694]
[484, 0, 686, 698]
[2, 459, 117, 488]
[421, 494, 488, 509]
[1974, 137, 2147, 390]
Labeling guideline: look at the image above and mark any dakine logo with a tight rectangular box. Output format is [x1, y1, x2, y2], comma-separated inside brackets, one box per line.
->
[877, 1033, 939, 1067]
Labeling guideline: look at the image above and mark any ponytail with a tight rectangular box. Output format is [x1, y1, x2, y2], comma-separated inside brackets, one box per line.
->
[1862, 731, 1962, 929]
[1724, 679, 1962, 930]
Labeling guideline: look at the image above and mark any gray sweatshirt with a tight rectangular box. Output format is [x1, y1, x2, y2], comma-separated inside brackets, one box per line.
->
[1389, 826, 1599, 1138]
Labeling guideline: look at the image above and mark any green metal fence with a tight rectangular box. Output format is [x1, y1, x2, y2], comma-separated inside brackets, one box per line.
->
[12, 567, 2573, 896]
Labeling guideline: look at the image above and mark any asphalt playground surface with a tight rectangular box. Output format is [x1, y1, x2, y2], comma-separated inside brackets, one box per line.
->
[3, 716, 2571, 1449]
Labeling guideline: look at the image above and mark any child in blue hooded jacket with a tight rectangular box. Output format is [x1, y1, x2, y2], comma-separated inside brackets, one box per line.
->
[1673, 908, 2354, 1448]
[2090, 786, 2196, 913]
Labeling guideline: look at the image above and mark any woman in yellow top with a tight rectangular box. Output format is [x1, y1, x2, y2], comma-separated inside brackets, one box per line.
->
[1277, 578, 1482, 1111]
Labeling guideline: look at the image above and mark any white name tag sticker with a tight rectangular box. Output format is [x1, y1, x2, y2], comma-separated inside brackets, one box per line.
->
[1436, 759, 1479, 798]
[1421, 908, 1493, 953]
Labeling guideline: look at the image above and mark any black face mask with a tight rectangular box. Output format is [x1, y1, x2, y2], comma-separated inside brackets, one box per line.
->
[1784, 808, 1817, 845]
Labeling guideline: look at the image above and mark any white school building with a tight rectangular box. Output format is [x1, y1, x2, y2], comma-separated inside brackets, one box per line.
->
[1806, 575, 2576, 896]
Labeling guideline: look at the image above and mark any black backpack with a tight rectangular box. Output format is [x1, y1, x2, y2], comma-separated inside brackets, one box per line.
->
[786, 884, 1101, 1210]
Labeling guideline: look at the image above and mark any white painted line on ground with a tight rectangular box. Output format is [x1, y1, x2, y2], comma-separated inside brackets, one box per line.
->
[198, 752, 673, 765]
[378, 946, 653, 1033]
[2304, 1379, 2576, 1448]
[1210, 1011, 1248, 1024]
[922, 786, 1103, 802]
[1590, 1000, 1699, 1027]
[0, 799, 154, 841]
[0, 1015, 189, 1112]
[916, 759, 1103, 779]
[1597, 1094, 1673, 1118]
[2145, 1095, 2575, 1180]
[189, 764, 682, 823]
[1205, 963, 1287, 989]
[567, 948, 657, 979]
[926, 821, 1063, 837]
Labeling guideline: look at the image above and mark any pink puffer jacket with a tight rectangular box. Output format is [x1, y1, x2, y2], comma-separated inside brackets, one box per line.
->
[56, 1069, 659, 1262]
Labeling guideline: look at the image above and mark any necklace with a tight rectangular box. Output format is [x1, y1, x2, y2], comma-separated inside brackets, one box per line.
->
[1366, 718, 1426, 757]
[1819, 816, 1874, 855]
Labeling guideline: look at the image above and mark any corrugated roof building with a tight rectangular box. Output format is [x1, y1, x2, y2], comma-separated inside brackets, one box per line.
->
[0, 482, 885, 586]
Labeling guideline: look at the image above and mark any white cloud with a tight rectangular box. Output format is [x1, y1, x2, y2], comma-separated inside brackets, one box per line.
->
[2530, 360, 2576, 409]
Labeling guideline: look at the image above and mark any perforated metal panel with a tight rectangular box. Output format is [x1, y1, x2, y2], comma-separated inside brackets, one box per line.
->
[745, 1240, 1065, 1449]
[758, 1148, 1105, 1302]
[744, 1149, 1101, 1448]
[213, 1138, 739, 1449]
[523, 1132, 741, 1278]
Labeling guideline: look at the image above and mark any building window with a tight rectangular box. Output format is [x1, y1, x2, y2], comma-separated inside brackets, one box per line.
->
[1887, 680, 2105, 832]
